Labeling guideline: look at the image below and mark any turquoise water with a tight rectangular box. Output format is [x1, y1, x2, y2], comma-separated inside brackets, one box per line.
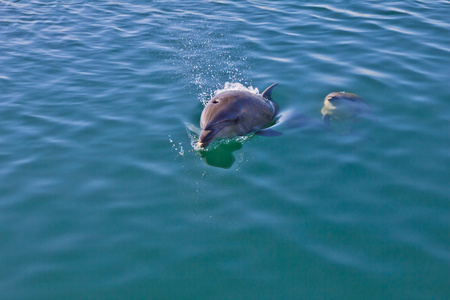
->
[1, 1, 449, 299]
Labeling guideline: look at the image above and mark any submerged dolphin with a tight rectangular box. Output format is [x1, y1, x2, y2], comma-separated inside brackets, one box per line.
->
[198, 83, 280, 148]
[321, 92, 369, 125]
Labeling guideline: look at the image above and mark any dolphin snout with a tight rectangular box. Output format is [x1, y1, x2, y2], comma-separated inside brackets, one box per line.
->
[198, 129, 215, 149]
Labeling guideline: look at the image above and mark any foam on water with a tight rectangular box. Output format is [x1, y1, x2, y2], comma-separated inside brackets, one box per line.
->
[214, 82, 260, 95]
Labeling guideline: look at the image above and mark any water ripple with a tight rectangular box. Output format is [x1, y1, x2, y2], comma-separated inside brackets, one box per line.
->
[1, 0, 449, 299]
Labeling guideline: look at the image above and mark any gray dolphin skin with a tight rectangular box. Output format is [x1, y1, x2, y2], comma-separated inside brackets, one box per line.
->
[198, 83, 280, 148]
[321, 92, 368, 125]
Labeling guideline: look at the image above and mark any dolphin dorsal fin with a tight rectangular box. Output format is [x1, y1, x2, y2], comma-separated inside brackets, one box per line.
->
[261, 83, 278, 101]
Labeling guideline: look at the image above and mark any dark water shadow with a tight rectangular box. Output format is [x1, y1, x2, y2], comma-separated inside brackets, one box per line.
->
[198, 141, 243, 169]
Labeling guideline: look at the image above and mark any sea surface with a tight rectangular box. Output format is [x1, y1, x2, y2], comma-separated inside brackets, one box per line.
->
[1, 1, 449, 299]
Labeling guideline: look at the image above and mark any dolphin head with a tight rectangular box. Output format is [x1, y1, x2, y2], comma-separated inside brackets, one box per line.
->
[198, 92, 243, 148]
[322, 92, 366, 122]
[325, 92, 360, 104]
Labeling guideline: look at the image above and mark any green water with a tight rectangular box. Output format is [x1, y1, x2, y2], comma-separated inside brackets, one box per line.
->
[1, 1, 449, 299]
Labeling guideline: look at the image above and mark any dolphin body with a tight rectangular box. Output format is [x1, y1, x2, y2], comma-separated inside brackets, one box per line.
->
[198, 83, 280, 148]
[321, 92, 369, 125]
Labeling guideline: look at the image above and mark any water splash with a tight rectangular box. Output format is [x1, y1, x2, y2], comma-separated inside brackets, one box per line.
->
[168, 135, 185, 156]
[164, 7, 252, 100]
[215, 82, 259, 95]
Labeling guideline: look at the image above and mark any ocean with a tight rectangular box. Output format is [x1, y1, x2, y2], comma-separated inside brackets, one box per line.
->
[1, 1, 449, 299]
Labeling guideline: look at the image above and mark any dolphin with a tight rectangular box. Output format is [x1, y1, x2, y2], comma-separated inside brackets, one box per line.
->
[321, 92, 369, 125]
[198, 83, 280, 148]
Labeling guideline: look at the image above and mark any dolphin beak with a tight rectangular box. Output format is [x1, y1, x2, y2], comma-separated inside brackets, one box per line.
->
[198, 128, 216, 149]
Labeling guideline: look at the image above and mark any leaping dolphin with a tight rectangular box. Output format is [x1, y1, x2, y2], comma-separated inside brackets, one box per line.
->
[198, 83, 280, 148]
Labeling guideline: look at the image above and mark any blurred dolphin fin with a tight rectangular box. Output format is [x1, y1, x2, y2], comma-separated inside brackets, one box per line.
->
[185, 122, 201, 135]
[255, 128, 282, 137]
